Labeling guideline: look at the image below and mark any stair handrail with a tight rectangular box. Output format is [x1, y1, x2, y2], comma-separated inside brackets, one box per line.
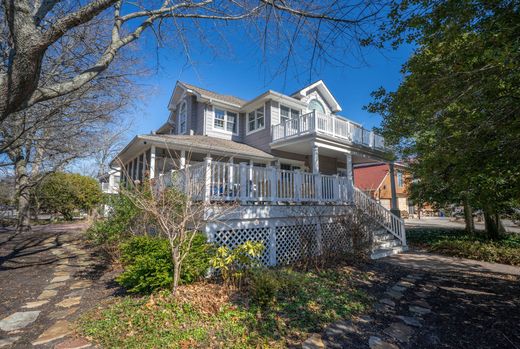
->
[353, 187, 406, 246]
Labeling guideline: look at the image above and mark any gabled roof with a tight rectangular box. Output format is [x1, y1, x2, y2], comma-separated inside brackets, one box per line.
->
[171, 81, 247, 109]
[291, 80, 342, 113]
[353, 163, 388, 191]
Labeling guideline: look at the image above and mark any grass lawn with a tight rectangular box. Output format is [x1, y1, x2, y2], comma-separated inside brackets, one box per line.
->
[407, 228, 520, 266]
[78, 266, 372, 348]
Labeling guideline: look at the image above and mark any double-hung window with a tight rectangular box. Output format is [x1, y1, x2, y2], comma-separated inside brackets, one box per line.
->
[280, 105, 300, 124]
[248, 106, 264, 133]
[214, 109, 238, 134]
[178, 101, 187, 134]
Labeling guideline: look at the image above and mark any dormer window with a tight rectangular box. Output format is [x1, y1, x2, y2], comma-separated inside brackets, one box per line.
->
[178, 100, 187, 134]
[308, 99, 325, 114]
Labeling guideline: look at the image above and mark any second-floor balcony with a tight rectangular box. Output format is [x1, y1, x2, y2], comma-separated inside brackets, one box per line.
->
[272, 111, 386, 151]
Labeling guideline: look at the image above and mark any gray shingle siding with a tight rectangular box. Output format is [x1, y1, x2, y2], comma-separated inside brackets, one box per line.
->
[243, 101, 272, 153]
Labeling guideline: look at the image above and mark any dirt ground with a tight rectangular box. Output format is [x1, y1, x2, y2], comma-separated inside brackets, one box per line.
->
[0, 223, 120, 348]
[1, 223, 519, 349]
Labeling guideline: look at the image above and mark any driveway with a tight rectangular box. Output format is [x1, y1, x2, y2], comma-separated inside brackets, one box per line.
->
[0, 223, 117, 349]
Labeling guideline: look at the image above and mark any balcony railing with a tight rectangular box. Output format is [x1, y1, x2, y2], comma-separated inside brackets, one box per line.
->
[272, 111, 386, 151]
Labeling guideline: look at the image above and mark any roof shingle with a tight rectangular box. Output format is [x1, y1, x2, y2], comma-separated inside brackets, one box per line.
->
[140, 134, 275, 160]
[179, 82, 247, 107]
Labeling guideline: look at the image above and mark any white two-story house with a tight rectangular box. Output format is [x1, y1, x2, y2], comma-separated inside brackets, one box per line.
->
[111, 80, 406, 262]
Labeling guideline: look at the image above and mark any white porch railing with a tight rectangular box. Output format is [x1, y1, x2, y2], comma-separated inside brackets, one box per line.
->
[156, 161, 353, 204]
[155, 161, 406, 246]
[272, 111, 386, 151]
[353, 187, 406, 245]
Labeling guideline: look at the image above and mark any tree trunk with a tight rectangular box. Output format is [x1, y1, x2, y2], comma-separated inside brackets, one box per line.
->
[171, 246, 181, 295]
[483, 208, 500, 239]
[14, 155, 31, 232]
[463, 200, 475, 235]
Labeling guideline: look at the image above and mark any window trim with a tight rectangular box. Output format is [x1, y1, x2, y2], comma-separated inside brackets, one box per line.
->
[246, 105, 266, 135]
[212, 108, 239, 135]
[308, 98, 325, 114]
[279, 104, 300, 125]
[178, 100, 187, 135]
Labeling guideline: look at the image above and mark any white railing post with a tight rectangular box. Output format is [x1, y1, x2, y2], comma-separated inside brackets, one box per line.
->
[294, 169, 302, 202]
[333, 174, 339, 202]
[239, 162, 248, 203]
[248, 161, 254, 199]
[227, 159, 234, 199]
[268, 165, 277, 203]
[313, 110, 318, 133]
[203, 156, 212, 203]
[315, 173, 322, 202]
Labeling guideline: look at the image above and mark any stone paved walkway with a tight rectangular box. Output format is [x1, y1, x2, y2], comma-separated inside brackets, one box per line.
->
[303, 251, 520, 349]
[0, 223, 115, 349]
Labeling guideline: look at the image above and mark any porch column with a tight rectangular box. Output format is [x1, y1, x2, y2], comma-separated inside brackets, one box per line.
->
[311, 144, 320, 174]
[179, 150, 186, 170]
[389, 162, 400, 217]
[345, 152, 354, 202]
[227, 158, 234, 198]
[203, 156, 212, 203]
[149, 146, 156, 179]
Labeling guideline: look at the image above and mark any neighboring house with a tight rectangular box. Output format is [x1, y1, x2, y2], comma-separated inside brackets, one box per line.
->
[98, 169, 120, 194]
[110, 80, 407, 261]
[353, 163, 412, 214]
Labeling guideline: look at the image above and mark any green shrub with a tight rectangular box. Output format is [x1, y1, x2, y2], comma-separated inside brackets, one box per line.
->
[248, 269, 282, 307]
[210, 241, 264, 287]
[87, 194, 139, 246]
[117, 236, 173, 293]
[117, 234, 214, 293]
[34, 172, 102, 220]
[247, 268, 309, 307]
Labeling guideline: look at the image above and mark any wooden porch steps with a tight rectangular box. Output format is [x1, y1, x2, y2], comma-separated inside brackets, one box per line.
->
[371, 229, 408, 260]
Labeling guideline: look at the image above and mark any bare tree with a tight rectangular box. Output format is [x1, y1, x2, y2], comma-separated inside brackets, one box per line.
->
[123, 154, 238, 293]
[1, 0, 386, 122]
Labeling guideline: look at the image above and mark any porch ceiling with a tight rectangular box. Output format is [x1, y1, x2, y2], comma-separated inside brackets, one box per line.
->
[270, 134, 389, 164]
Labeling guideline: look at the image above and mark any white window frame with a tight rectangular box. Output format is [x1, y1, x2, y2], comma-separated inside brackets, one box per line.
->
[212, 108, 238, 135]
[246, 105, 265, 135]
[279, 104, 300, 124]
[178, 100, 187, 134]
[308, 98, 325, 114]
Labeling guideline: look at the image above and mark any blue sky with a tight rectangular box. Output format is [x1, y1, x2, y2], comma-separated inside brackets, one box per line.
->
[128, 26, 413, 139]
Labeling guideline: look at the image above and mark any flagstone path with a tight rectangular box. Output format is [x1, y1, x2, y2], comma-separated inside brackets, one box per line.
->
[0, 223, 117, 349]
[303, 251, 520, 349]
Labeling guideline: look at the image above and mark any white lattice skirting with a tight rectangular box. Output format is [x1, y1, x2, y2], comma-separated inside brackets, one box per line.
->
[205, 205, 360, 266]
